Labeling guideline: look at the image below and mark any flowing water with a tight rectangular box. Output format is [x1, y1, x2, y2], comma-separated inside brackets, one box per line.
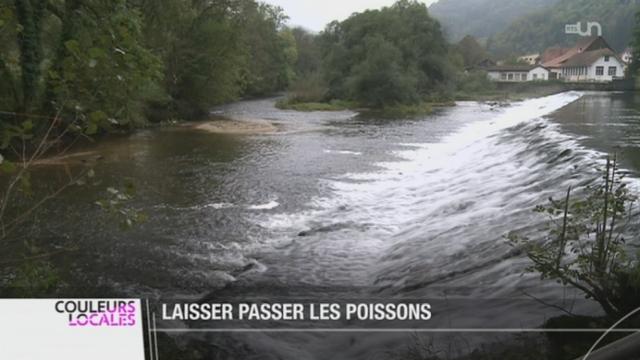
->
[6, 91, 640, 359]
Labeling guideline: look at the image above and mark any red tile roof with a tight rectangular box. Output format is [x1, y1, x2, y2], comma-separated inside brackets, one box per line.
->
[542, 36, 612, 68]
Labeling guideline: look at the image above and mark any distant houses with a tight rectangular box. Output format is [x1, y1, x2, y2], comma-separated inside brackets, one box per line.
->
[518, 53, 541, 66]
[484, 36, 628, 83]
[486, 65, 549, 82]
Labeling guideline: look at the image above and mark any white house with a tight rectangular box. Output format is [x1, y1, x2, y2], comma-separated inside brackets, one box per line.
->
[486, 65, 550, 82]
[528, 65, 550, 81]
[559, 48, 625, 82]
[542, 37, 626, 82]
[487, 66, 530, 82]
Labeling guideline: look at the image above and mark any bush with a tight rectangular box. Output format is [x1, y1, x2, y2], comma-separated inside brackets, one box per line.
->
[508, 155, 640, 318]
[456, 70, 496, 94]
[275, 99, 355, 112]
[286, 72, 329, 103]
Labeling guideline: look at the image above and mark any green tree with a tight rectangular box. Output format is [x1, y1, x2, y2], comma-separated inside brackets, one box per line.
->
[290, 27, 321, 78]
[346, 36, 418, 107]
[46, 0, 163, 131]
[630, 10, 640, 77]
[240, 2, 296, 97]
[319, 0, 452, 107]
[454, 35, 489, 68]
[136, 0, 296, 119]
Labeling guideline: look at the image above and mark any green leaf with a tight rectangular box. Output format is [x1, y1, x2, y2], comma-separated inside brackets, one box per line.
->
[0, 160, 16, 174]
[89, 110, 107, 123]
[64, 40, 81, 56]
[86, 122, 98, 135]
[22, 120, 33, 131]
[88, 47, 106, 59]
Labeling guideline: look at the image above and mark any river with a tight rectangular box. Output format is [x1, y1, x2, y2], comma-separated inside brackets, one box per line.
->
[6, 91, 640, 359]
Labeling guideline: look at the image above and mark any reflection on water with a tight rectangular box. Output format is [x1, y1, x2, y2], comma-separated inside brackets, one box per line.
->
[5, 92, 640, 359]
[552, 92, 640, 172]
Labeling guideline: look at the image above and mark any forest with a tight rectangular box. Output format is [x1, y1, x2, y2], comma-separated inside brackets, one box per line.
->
[313, 0, 455, 108]
[2, 0, 640, 148]
[0, 0, 464, 142]
[429, 0, 640, 56]
[429, 0, 559, 43]
[487, 0, 640, 55]
[0, 0, 297, 134]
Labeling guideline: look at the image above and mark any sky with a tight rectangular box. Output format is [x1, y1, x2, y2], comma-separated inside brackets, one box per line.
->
[264, 0, 437, 32]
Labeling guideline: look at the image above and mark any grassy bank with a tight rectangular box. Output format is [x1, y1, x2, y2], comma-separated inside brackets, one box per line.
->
[276, 97, 455, 117]
[455, 80, 568, 102]
[275, 99, 357, 111]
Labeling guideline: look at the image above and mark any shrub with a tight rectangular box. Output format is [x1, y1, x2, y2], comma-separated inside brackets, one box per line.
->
[508, 155, 640, 318]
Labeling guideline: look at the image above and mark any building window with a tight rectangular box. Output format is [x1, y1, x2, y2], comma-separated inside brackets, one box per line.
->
[508, 73, 514, 80]
[604, 55, 610, 62]
[500, 73, 507, 80]
[521, 73, 527, 81]
[596, 66, 604, 76]
[533, 74, 538, 80]
[609, 66, 617, 76]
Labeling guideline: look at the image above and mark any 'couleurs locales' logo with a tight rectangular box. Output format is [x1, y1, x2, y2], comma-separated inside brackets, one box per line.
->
[55, 300, 137, 327]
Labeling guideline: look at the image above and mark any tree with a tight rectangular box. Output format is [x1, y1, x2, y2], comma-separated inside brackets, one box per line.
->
[0, 0, 165, 139]
[239, 2, 296, 97]
[319, 0, 451, 107]
[630, 10, 640, 78]
[46, 0, 163, 131]
[454, 35, 489, 68]
[145, 0, 248, 119]
[135, 0, 297, 119]
[346, 35, 418, 107]
[290, 27, 321, 78]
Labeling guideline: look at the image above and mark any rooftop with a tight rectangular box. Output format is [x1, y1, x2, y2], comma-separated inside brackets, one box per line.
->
[561, 48, 621, 67]
[486, 65, 547, 72]
[542, 36, 612, 68]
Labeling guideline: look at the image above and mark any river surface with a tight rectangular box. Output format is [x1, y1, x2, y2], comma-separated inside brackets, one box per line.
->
[6, 91, 640, 359]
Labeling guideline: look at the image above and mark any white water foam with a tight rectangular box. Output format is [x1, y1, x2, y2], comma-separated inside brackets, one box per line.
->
[252, 92, 594, 288]
[247, 200, 280, 210]
[323, 149, 363, 156]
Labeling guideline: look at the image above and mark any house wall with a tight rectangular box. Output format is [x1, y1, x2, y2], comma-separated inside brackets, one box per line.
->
[528, 67, 549, 81]
[487, 71, 529, 82]
[587, 56, 625, 82]
[561, 66, 589, 82]
[487, 71, 501, 81]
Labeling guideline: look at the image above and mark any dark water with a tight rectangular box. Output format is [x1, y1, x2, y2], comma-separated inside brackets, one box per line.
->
[552, 92, 640, 172]
[5, 92, 640, 359]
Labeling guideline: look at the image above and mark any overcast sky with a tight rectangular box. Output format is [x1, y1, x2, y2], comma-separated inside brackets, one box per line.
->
[265, 0, 437, 32]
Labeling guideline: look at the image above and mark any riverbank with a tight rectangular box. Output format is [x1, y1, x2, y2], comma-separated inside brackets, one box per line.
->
[275, 81, 572, 115]
[455, 81, 569, 102]
[275, 99, 357, 112]
[26, 88, 556, 168]
[276, 98, 456, 116]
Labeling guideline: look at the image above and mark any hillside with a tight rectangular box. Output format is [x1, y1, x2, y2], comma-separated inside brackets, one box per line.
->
[487, 0, 640, 56]
[428, 0, 559, 42]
